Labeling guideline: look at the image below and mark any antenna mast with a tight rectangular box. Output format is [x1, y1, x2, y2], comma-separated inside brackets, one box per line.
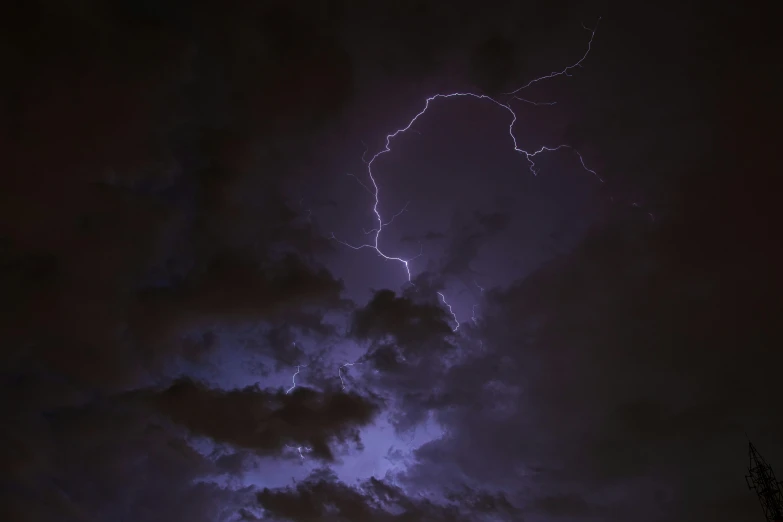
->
[746, 441, 783, 522]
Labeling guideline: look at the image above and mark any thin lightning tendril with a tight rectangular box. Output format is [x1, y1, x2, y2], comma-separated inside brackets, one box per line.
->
[284, 354, 362, 397]
[285, 444, 311, 460]
[281, 361, 361, 460]
[504, 19, 601, 96]
[330, 18, 603, 293]
[512, 96, 557, 106]
[338, 362, 361, 390]
[285, 364, 306, 394]
[437, 292, 459, 332]
[283, 360, 313, 459]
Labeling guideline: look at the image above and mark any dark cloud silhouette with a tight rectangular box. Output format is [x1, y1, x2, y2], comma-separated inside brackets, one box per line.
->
[351, 289, 453, 349]
[0, 231, 346, 394]
[132, 254, 347, 357]
[0, 387, 253, 522]
[348, 284, 469, 434]
[143, 378, 380, 461]
[257, 473, 518, 521]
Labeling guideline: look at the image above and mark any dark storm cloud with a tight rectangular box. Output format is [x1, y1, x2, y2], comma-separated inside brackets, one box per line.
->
[0, 0, 355, 389]
[0, 387, 252, 522]
[351, 289, 453, 349]
[0, 2, 359, 520]
[400, 202, 782, 520]
[143, 378, 381, 461]
[386, 9, 782, 508]
[381, 9, 781, 519]
[132, 253, 347, 358]
[0, 222, 347, 391]
[257, 473, 518, 522]
[348, 283, 470, 434]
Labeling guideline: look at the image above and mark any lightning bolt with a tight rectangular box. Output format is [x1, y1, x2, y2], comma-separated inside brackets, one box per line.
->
[437, 292, 459, 332]
[278, 359, 367, 460]
[285, 444, 311, 460]
[284, 357, 362, 395]
[296, 19, 632, 453]
[278, 360, 364, 461]
[285, 358, 363, 393]
[338, 361, 363, 390]
[504, 20, 601, 96]
[331, 18, 604, 288]
[285, 365, 306, 394]
[283, 362, 312, 459]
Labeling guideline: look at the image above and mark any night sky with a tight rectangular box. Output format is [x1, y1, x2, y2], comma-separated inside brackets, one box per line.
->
[1, 1, 780, 521]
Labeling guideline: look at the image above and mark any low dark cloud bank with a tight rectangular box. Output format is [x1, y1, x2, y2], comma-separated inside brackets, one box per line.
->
[1, 1, 780, 521]
[145, 379, 380, 461]
[257, 471, 518, 522]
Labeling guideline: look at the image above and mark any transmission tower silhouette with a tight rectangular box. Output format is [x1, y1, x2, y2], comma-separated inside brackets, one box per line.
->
[746, 441, 783, 522]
